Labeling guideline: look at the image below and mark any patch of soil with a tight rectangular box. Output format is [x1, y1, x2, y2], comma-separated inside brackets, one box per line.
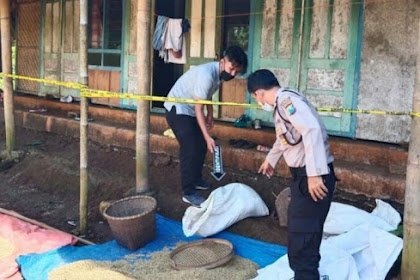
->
[0, 125, 402, 249]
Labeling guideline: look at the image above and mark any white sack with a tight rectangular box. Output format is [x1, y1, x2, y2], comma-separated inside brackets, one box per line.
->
[253, 224, 402, 280]
[325, 224, 403, 280]
[370, 199, 401, 230]
[324, 201, 400, 235]
[182, 183, 269, 237]
[253, 243, 360, 280]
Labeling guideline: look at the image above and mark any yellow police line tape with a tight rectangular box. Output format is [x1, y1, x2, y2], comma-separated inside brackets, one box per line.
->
[2, 72, 420, 117]
[0, 73, 87, 90]
[80, 89, 261, 108]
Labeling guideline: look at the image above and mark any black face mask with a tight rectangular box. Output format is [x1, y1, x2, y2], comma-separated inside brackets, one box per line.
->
[220, 71, 234, 81]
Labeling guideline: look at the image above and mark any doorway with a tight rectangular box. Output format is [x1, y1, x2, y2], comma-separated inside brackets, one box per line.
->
[152, 0, 186, 110]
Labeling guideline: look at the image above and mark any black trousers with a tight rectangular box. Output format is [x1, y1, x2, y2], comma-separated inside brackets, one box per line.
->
[165, 107, 207, 195]
[287, 163, 336, 280]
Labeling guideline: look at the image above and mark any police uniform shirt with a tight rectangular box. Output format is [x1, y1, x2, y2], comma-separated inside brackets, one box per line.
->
[266, 88, 334, 177]
[164, 62, 221, 117]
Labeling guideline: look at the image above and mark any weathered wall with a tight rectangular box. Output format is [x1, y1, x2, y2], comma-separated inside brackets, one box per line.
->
[357, 0, 420, 144]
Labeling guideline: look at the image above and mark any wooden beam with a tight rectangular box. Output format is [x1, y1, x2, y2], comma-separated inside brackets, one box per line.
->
[135, 0, 152, 194]
[79, 0, 89, 235]
[1, 0, 15, 155]
[402, 17, 420, 279]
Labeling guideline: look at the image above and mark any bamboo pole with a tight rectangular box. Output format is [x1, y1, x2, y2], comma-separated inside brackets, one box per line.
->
[79, 0, 89, 235]
[0, 208, 95, 245]
[402, 17, 420, 280]
[0, 0, 14, 156]
[135, 0, 152, 194]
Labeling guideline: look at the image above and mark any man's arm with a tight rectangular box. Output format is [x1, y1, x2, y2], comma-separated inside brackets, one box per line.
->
[266, 137, 284, 169]
[206, 104, 214, 130]
[195, 104, 216, 153]
[260, 132, 285, 178]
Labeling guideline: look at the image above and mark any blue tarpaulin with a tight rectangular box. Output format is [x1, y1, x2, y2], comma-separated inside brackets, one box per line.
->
[17, 214, 286, 280]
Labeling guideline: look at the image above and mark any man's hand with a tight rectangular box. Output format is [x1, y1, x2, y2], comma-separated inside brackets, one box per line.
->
[307, 176, 328, 202]
[258, 160, 274, 178]
[206, 114, 214, 130]
[205, 136, 216, 153]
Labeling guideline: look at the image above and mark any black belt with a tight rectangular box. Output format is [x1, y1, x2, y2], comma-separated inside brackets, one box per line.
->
[290, 163, 334, 178]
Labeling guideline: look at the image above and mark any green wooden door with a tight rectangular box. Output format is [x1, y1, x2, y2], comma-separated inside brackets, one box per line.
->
[249, 0, 303, 124]
[299, 0, 363, 137]
[249, 0, 363, 137]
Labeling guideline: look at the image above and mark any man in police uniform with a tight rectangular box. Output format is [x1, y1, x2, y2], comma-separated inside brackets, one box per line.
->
[247, 69, 336, 280]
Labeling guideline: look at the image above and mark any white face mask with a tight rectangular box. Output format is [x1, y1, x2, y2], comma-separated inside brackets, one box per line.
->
[259, 101, 274, 112]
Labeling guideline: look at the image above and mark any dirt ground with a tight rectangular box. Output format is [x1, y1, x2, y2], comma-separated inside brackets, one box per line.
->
[0, 124, 402, 277]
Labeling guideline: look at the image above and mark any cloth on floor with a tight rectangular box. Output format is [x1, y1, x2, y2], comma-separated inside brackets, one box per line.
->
[17, 214, 287, 280]
[229, 139, 258, 149]
[0, 212, 77, 280]
[163, 128, 176, 139]
[233, 114, 252, 128]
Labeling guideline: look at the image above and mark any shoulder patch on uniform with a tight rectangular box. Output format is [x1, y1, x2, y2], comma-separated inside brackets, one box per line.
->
[280, 96, 296, 115]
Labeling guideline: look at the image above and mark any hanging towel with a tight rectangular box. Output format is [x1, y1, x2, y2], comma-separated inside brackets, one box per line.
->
[162, 18, 186, 64]
[167, 35, 186, 64]
[163, 18, 183, 52]
[153, 15, 168, 51]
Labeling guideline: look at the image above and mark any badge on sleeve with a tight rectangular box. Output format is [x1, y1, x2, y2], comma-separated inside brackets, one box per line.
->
[280, 97, 296, 115]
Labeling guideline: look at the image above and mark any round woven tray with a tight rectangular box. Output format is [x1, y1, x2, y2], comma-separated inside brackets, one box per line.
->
[170, 239, 234, 270]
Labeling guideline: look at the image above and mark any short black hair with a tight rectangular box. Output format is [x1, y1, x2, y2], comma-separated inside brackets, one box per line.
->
[247, 69, 280, 93]
[223, 46, 248, 73]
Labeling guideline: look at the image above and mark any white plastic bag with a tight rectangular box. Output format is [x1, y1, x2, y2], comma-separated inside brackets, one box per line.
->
[253, 243, 360, 280]
[182, 183, 269, 237]
[325, 224, 403, 280]
[324, 201, 400, 235]
[370, 199, 401, 230]
[253, 224, 402, 280]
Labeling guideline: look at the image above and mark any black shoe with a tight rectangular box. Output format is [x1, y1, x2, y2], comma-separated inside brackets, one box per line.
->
[195, 179, 212, 190]
[182, 193, 206, 207]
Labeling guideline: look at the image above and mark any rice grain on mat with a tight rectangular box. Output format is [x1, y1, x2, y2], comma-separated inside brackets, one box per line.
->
[49, 248, 259, 280]
[0, 237, 14, 259]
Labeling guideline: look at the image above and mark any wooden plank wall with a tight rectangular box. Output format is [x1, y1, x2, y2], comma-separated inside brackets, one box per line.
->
[88, 69, 121, 107]
[219, 78, 246, 120]
[16, 0, 41, 93]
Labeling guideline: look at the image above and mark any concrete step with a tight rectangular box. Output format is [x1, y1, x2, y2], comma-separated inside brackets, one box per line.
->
[12, 95, 408, 175]
[0, 104, 406, 203]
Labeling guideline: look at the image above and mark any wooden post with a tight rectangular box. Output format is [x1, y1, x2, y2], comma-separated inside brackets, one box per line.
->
[0, 0, 14, 156]
[79, 0, 89, 235]
[402, 17, 420, 280]
[135, 0, 152, 194]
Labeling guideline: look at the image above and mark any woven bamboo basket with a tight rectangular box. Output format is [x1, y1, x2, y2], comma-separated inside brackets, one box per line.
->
[103, 195, 157, 250]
